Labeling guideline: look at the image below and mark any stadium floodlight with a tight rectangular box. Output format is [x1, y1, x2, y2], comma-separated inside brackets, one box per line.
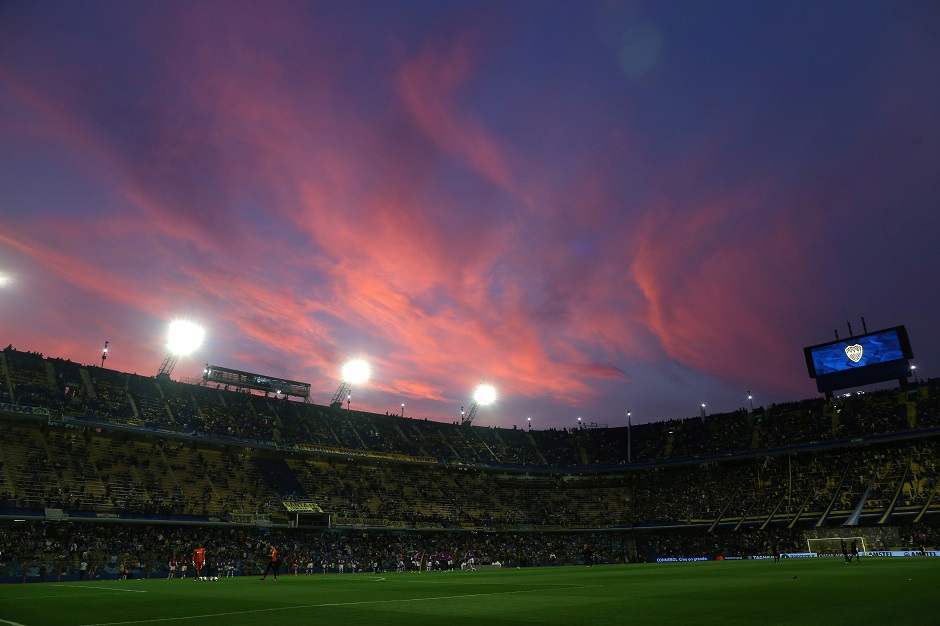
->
[167, 320, 205, 355]
[473, 383, 496, 406]
[461, 383, 496, 426]
[331, 358, 371, 409]
[342, 359, 371, 384]
[157, 320, 206, 377]
[0, 271, 11, 288]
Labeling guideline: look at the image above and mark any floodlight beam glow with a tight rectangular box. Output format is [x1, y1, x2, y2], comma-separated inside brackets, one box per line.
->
[473, 383, 497, 406]
[167, 320, 205, 356]
[0, 272, 12, 288]
[342, 359, 371, 385]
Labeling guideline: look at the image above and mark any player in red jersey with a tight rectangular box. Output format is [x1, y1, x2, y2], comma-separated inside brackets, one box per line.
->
[192, 544, 206, 581]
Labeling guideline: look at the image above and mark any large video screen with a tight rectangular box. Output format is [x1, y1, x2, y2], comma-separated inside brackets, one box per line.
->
[804, 326, 913, 393]
[808, 329, 906, 376]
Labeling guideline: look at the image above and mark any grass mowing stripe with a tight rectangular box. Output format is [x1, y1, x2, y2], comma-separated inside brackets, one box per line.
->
[79, 584, 589, 626]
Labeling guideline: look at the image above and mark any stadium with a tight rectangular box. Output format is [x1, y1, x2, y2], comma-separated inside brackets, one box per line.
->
[3, 2, 940, 623]
[1, 336, 939, 624]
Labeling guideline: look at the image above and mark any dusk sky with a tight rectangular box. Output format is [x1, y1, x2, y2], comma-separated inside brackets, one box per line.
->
[2, 1, 938, 430]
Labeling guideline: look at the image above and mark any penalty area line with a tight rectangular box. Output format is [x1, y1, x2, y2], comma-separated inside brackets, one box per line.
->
[80, 584, 589, 625]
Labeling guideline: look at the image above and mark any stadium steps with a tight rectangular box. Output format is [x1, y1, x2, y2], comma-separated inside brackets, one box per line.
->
[0, 351, 13, 401]
[731, 499, 755, 531]
[392, 421, 410, 444]
[0, 433, 17, 495]
[913, 479, 940, 523]
[158, 383, 177, 423]
[310, 407, 344, 448]
[0, 352, 13, 402]
[813, 462, 852, 527]
[712, 477, 751, 532]
[906, 401, 917, 428]
[256, 399, 284, 442]
[759, 496, 786, 530]
[787, 492, 814, 529]
[877, 462, 909, 524]
[80, 367, 96, 399]
[524, 433, 548, 465]
[126, 392, 140, 420]
[42, 359, 58, 389]
[337, 413, 368, 450]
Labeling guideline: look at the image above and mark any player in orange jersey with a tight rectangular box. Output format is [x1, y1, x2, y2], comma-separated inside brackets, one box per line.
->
[192, 544, 206, 581]
[260, 544, 279, 581]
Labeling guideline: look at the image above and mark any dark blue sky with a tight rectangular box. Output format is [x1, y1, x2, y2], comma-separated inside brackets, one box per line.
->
[1, 0, 938, 428]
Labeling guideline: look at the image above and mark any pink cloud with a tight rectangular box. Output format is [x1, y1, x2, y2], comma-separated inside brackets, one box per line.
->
[394, 35, 524, 201]
[631, 183, 820, 394]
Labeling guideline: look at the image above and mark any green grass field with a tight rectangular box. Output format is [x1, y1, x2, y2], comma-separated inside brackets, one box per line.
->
[1, 559, 937, 626]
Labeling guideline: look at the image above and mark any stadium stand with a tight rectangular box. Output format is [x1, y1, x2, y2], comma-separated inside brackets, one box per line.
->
[2, 345, 940, 581]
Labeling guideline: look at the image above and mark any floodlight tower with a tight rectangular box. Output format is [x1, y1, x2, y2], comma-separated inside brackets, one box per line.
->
[331, 359, 370, 409]
[461, 383, 496, 426]
[157, 320, 205, 378]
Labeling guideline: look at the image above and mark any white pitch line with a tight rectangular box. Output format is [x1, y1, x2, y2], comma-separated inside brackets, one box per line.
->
[303, 576, 386, 582]
[0, 618, 29, 626]
[80, 584, 587, 626]
[72, 585, 147, 594]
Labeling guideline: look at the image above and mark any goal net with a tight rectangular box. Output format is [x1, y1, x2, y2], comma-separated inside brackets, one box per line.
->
[806, 536, 867, 556]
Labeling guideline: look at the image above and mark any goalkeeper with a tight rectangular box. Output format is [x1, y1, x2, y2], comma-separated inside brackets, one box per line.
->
[260, 544, 280, 581]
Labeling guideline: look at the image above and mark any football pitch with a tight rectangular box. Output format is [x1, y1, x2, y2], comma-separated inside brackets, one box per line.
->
[1, 559, 937, 626]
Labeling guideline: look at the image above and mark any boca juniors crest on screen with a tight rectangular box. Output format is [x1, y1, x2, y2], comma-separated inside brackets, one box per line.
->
[803, 326, 913, 394]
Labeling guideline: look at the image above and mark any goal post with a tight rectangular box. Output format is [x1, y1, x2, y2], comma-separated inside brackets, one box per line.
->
[806, 536, 867, 556]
